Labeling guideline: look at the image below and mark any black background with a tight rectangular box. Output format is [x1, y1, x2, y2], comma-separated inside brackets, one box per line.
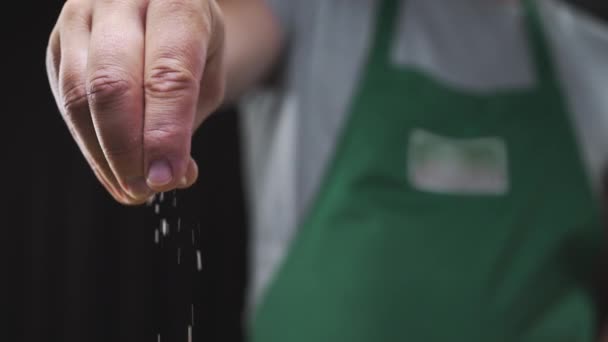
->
[5, 1, 248, 341]
[570, 0, 608, 21]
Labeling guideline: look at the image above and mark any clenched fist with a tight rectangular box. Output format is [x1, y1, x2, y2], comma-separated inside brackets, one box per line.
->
[46, 0, 226, 205]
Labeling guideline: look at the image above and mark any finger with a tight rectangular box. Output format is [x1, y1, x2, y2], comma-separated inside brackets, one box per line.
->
[194, 0, 225, 130]
[87, 0, 150, 200]
[56, 1, 139, 204]
[183, 50, 222, 193]
[177, 157, 199, 189]
[194, 25, 226, 131]
[143, 0, 212, 192]
[46, 27, 61, 104]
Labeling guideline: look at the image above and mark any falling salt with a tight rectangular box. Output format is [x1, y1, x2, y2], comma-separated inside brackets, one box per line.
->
[146, 195, 155, 206]
[177, 248, 181, 265]
[159, 192, 164, 202]
[172, 196, 177, 207]
[191, 229, 195, 245]
[187, 325, 192, 342]
[191, 304, 195, 325]
[196, 250, 202, 271]
[177, 218, 181, 232]
[154, 204, 160, 214]
[157, 334, 161, 342]
[154, 229, 159, 244]
[161, 219, 169, 236]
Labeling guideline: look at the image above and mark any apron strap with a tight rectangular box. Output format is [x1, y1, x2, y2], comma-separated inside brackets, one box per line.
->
[366, 0, 401, 68]
[523, 0, 561, 91]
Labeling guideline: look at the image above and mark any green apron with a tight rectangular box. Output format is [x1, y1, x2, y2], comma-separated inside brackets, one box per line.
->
[253, 1, 603, 340]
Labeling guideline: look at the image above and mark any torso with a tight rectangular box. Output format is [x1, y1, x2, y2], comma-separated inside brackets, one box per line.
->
[240, 0, 608, 310]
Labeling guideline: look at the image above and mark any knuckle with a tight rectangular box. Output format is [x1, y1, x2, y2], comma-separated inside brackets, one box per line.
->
[61, 0, 90, 27]
[87, 68, 135, 108]
[160, 0, 196, 16]
[145, 124, 187, 148]
[145, 63, 198, 99]
[61, 77, 89, 117]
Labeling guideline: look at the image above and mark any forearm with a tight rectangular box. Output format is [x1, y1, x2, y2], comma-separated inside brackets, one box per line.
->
[218, 0, 285, 102]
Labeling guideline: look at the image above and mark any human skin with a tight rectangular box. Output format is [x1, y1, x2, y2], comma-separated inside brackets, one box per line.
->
[45, 0, 284, 205]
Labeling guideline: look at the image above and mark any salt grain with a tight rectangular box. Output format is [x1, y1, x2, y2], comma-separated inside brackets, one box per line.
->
[146, 195, 155, 206]
[161, 219, 169, 236]
[187, 325, 192, 342]
[196, 250, 202, 271]
[154, 204, 160, 214]
[177, 248, 181, 265]
[154, 229, 159, 244]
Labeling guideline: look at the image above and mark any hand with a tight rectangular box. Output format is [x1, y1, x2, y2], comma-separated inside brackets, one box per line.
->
[46, 0, 226, 205]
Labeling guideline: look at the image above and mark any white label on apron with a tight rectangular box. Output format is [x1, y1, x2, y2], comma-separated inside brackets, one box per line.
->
[408, 129, 509, 195]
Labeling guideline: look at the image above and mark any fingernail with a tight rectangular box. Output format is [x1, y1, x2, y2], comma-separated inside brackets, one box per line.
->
[145, 194, 156, 206]
[179, 176, 188, 187]
[127, 178, 152, 198]
[147, 159, 173, 187]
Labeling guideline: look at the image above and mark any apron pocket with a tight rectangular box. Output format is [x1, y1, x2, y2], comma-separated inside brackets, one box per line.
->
[407, 128, 509, 195]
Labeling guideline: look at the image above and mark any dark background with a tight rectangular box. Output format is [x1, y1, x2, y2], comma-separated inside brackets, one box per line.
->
[6, 1, 249, 341]
[4, 1, 608, 342]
